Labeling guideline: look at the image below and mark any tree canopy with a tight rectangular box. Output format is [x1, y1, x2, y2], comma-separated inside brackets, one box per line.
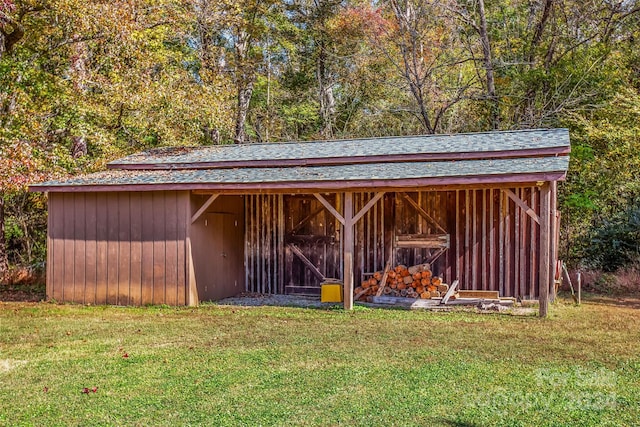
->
[1, 0, 640, 277]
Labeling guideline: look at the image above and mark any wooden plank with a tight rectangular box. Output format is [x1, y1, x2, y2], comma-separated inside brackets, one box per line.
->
[519, 188, 527, 298]
[129, 192, 142, 305]
[489, 189, 495, 292]
[84, 193, 97, 305]
[464, 190, 470, 290]
[190, 193, 219, 223]
[140, 192, 154, 305]
[539, 182, 551, 317]
[106, 193, 119, 305]
[343, 192, 354, 310]
[550, 180, 558, 302]
[514, 188, 520, 296]
[74, 193, 86, 304]
[287, 243, 325, 281]
[176, 192, 188, 305]
[498, 190, 504, 296]
[50, 194, 65, 302]
[504, 188, 540, 224]
[400, 192, 447, 233]
[164, 191, 178, 305]
[117, 192, 131, 305]
[441, 279, 459, 304]
[62, 193, 76, 303]
[375, 253, 394, 297]
[482, 189, 487, 291]
[504, 191, 511, 297]
[529, 187, 537, 298]
[313, 193, 345, 225]
[472, 190, 477, 290]
[152, 192, 166, 304]
[455, 191, 461, 286]
[95, 193, 108, 304]
[278, 194, 285, 294]
[395, 234, 449, 249]
[458, 290, 500, 299]
[244, 195, 250, 292]
[352, 191, 385, 225]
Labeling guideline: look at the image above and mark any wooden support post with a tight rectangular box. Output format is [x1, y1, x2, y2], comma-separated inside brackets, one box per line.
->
[343, 192, 354, 310]
[539, 182, 551, 318]
[550, 181, 557, 302]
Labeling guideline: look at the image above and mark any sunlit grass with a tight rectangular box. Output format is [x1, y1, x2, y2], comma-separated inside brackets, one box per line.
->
[0, 296, 638, 426]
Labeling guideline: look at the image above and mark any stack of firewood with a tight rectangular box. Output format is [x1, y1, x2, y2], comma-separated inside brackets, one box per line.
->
[354, 263, 449, 301]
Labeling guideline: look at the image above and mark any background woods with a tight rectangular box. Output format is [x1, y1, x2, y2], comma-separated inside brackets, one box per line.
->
[1, 0, 640, 285]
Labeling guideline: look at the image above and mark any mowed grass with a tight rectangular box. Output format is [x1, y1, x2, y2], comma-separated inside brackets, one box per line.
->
[1, 297, 639, 426]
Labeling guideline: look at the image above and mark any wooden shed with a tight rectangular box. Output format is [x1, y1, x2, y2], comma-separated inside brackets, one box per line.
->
[30, 129, 570, 316]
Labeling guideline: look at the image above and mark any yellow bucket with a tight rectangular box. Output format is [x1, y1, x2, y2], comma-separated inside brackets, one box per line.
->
[321, 282, 343, 303]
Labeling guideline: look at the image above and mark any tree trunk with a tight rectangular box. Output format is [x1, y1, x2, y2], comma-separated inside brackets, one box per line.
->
[0, 192, 8, 282]
[234, 78, 254, 144]
[233, 30, 254, 144]
[477, 0, 499, 130]
[317, 40, 335, 139]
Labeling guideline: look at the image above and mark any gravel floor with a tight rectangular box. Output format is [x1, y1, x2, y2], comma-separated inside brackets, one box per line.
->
[216, 293, 335, 308]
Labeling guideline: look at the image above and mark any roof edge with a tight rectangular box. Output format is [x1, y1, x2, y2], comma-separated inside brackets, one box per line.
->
[107, 146, 571, 171]
[30, 171, 567, 193]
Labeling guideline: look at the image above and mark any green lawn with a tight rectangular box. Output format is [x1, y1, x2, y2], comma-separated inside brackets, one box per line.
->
[0, 297, 638, 426]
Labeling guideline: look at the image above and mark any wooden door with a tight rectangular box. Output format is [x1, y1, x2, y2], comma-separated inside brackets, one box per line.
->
[196, 212, 244, 301]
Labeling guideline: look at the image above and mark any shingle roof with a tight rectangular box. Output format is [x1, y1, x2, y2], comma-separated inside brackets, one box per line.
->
[31, 129, 570, 192]
[107, 128, 570, 170]
[31, 156, 569, 192]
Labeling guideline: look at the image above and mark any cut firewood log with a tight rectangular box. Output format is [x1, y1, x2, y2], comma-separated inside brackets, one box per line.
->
[362, 280, 371, 288]
[427, 285, 436, 292]
[403, 276, 414, 285]
[408, 263, 430, 275]
[430, 290, 441, 298]
[436, 284, 449, 293]
[397, 283, 406, 290]
[431, 276, 442, 286]
[412, 272, 422, 280]
[373, 271, 382, 281]
[421, 270, 432, 279]
[389, 271, 397, 279]
[420, 291, 430, 299]
[416, 285, 425, 294]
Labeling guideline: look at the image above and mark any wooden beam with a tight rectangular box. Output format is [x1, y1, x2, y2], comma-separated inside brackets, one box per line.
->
[375, 253, 394, 297]
[313, 193, 345, 225]
[352, 192, 385, 224]
[343, 192, 354, 310]
[539, 182, 551, 317]
[504, 188, 540, 224]
[399, 192, 447, 233]
[290, 205, 326, 234]
[190, 193, 219, 224]
[395, 234, 449, 249]
[287, 243, 326, 282]
[550, 180, 558, 302]
[441, 279, 459, 304]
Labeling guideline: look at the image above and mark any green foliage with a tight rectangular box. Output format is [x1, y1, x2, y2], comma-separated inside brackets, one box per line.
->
[586, 207, 640, 272]
[0, 0, 640, 271]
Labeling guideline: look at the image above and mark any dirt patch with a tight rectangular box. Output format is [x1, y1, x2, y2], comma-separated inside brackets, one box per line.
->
[216, 293, 329, 308]
[0, 282, 46, 302]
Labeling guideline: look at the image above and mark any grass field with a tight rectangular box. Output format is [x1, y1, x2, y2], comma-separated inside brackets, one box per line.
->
[1, 296, 639, 426]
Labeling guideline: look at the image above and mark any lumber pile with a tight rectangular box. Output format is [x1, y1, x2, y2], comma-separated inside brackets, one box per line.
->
[354, 263, 449, 301]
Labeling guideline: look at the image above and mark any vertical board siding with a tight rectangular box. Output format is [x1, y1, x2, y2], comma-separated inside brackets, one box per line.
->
[47, 191, 189, 305]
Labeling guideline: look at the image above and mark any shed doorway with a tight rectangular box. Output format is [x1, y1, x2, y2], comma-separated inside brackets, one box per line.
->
[190, 195, 245, 302]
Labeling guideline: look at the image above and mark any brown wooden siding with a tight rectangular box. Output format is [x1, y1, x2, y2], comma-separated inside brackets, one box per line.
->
[47, 191, 189, 305]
